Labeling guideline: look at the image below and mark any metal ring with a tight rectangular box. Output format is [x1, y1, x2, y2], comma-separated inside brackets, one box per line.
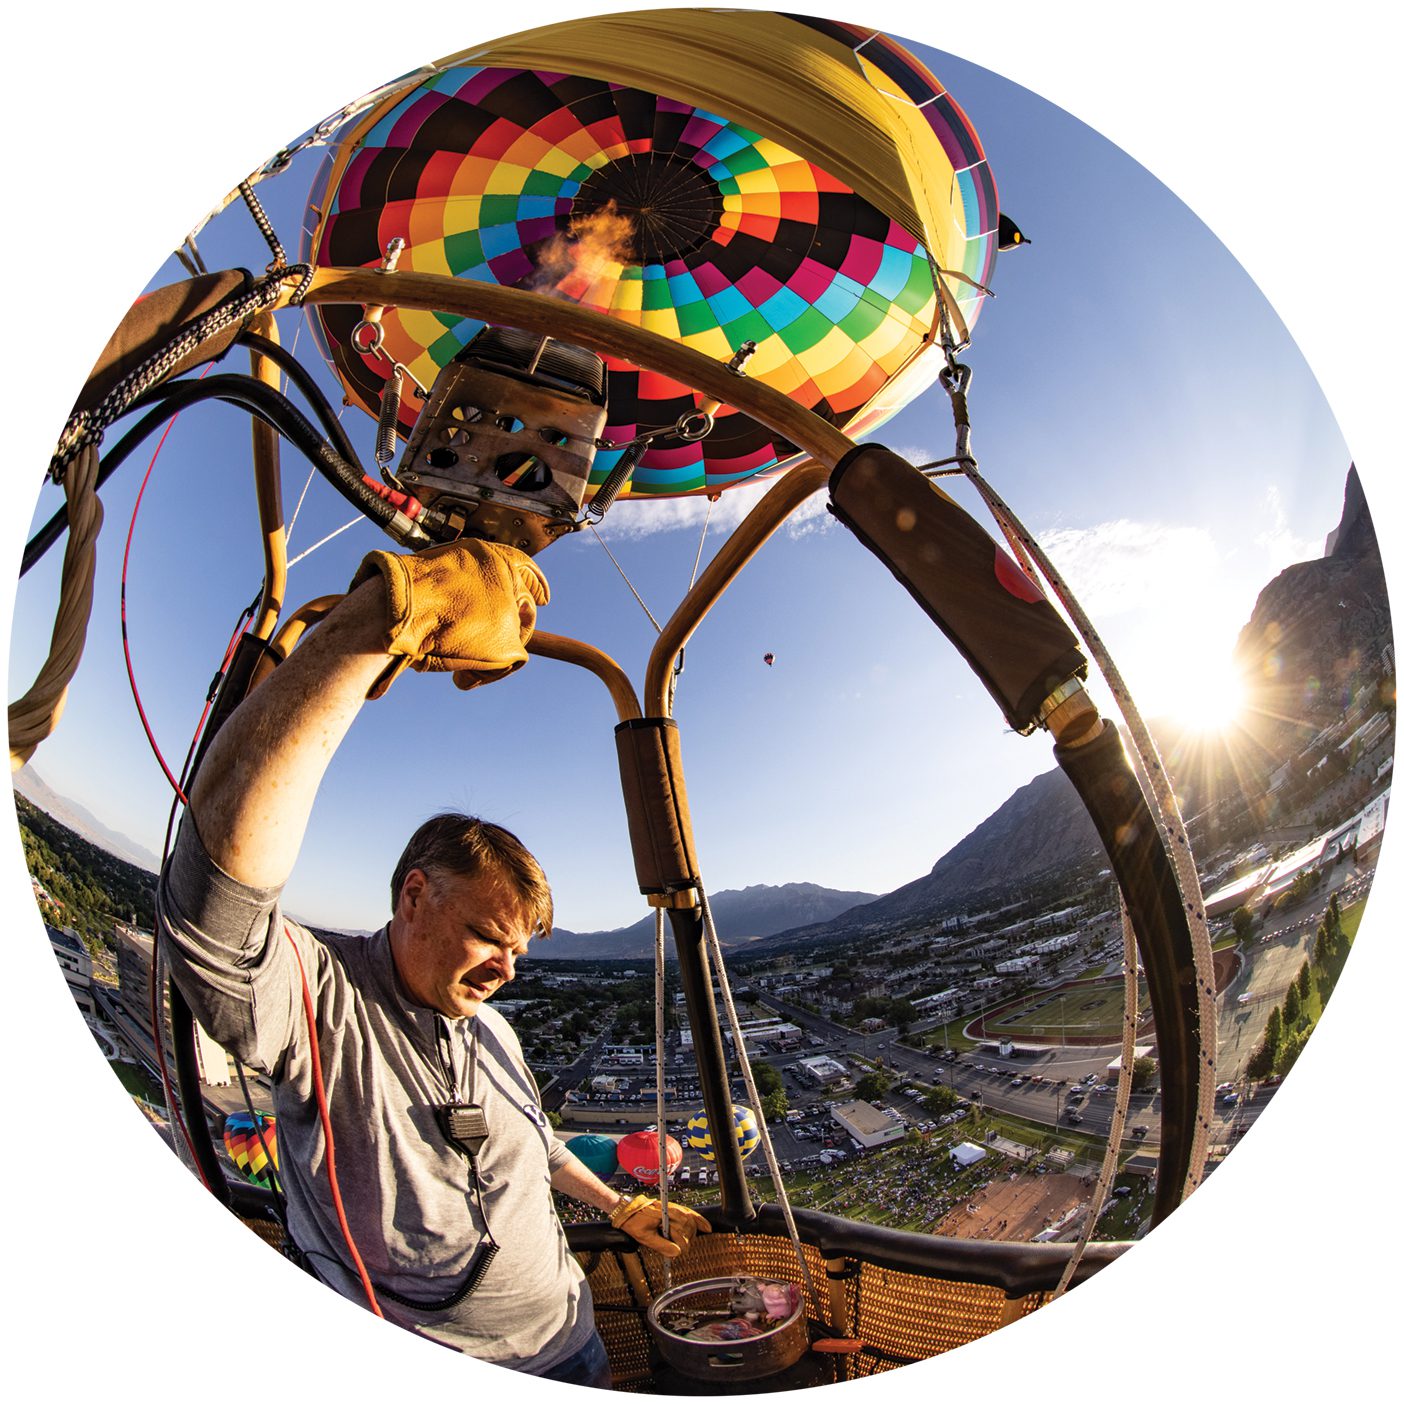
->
[351, 320, 385, 355]
[675, 412, 714, 442]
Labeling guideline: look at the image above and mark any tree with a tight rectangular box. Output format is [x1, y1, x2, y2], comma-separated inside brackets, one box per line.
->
[855, 1070, 892, 1102]
[1314, 920, 1334, 966]
[1232, 906, 1255, 941]
[1263, 1006, 1284, 1068]
[1130, 1055, 1159, 1093]
[1283, 983, 1302, 1027]
[1296, 960, 1314, 1008]
[753, 1062, 782, 1096]
[761, 1089, 788, 1121]
[923, 1084, 959, 1116]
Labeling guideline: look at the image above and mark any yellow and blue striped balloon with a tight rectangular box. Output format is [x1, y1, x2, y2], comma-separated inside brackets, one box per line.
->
[686, 1105, 760, 1162]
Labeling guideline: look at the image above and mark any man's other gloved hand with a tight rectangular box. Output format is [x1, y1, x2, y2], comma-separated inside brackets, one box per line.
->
[609, 1194, 712, 1259]
[349, 539, 550, 698]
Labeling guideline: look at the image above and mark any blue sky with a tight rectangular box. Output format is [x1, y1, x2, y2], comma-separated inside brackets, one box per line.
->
[7, 12, 1353, 936]
[5, 3, 1400, 1400]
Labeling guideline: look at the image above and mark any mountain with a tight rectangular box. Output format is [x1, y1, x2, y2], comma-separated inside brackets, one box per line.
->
[11, 767, 161, 873]
[537, 881, 879, 960]
[739, 463, 1392, 950]
[1232, 464, 1391, 760]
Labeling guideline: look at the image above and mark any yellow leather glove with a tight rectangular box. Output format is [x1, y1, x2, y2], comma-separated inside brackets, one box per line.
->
[609, 1194, 711, 1259]
[349, 539, 549, 698]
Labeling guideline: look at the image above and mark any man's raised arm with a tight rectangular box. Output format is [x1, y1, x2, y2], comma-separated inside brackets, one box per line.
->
[187, 540, 550, 888]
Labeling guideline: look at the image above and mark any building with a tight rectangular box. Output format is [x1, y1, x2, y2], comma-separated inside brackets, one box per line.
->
[113, 922, 230, 1087]
[1356, 789, 1390, 860]
[995, 956, 1038, 975]
[831, 1100, 906, 1149]
[799, 1055, 848, 1086]
[912, 989, 959, 1013]
[46, 924, 96, 1017]
[1105, 1047, 1153, 1082]
[598, 1043, 656, 1065]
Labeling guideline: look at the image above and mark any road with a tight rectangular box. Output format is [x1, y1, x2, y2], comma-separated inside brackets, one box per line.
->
[757, 860, 1372, 1153]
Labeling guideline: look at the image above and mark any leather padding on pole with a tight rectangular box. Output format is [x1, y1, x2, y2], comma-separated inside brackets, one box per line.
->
[614, 718, 700, 895]
[1054, 720, 1202, 1225]
[74, 270, 253, 416]
[829, 444, 1086, 731]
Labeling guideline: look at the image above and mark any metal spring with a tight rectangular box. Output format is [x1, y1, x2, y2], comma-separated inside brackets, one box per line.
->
[586, 440, 649, 523]
[375, 366, 404, 469]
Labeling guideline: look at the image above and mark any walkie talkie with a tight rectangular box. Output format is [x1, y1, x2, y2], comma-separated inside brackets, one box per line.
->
[438, 1102, 490, 1159]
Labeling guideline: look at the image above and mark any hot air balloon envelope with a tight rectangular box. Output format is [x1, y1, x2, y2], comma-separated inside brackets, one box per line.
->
[568, 1133, 620, 1179]
[302, 10, 1000, 501]
[686, 1106, 760, 1162]
[222, 1111, 279, 1188]
[617, 1129, 683, 1185]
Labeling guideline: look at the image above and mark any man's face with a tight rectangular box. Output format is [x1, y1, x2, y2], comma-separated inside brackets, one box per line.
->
[391, 867, 533, 1019]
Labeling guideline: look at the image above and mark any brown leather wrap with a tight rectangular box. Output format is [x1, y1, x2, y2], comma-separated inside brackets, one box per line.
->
[828, 444, 1087, 731]
[1054, 720, 1203, 1225]
[74, 270, 253, 416]
[614, 718, 700, 895]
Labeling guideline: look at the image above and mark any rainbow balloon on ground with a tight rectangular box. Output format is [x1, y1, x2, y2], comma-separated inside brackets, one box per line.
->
[222, 1112, 279, 1188]
[617, 1129, 682, 1185]
[686, 1106, 760, 1162]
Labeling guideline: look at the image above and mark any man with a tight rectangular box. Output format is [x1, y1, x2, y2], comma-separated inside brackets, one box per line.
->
[157, 539, 707, 1383]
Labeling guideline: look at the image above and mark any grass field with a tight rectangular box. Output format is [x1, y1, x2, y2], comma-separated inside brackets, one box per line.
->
[985, 979, 1152, 1042]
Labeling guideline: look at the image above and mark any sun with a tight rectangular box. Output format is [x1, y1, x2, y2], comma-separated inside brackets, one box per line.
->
[1170, 669, 1248, 734]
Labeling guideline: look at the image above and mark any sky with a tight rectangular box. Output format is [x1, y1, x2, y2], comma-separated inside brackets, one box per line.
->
[6, 8, 1355, 938]
[3, 3, 1401, 1401]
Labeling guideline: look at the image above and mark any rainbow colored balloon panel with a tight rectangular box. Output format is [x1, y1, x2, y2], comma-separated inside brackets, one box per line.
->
[304, 44, 993, 498]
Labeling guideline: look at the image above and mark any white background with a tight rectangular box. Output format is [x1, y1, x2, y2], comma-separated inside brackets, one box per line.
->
[5, 2, 1398, 1397]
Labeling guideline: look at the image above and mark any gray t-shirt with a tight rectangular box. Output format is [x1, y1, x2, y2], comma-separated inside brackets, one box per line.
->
[157, 820, 594, 1372]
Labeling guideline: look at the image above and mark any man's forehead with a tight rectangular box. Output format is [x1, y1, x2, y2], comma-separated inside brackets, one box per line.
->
[429, 869, 533, 938]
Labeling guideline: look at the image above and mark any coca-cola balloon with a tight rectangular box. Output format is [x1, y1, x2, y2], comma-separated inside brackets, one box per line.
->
[617, 1129, 682, 1185]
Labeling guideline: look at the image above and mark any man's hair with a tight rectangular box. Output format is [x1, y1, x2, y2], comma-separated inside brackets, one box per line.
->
[391, 813, 553, 937]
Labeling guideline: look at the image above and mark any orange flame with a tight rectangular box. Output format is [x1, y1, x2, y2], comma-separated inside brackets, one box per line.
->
[529, 201, 635, 308]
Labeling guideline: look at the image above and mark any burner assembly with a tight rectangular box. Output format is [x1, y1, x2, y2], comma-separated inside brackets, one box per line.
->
[395, 327, 610, 555]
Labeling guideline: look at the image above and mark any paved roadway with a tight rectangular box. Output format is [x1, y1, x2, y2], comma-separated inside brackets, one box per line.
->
[756, 858, 1373, 1153]
[542, 859, 1373, 1173]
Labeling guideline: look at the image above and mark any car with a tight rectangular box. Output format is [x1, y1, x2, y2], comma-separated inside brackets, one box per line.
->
[1220, 1091, 1240, 1106]
[1082, 1073, 1098, 1085]
[1112, 1186, 1132, 1198]
[1216, 1081, 1235, 1094]
[1010, 1078, 1025, 1087]
[1130, 1125, 1149, 1138]
[1065, 1110, 1084, 1124]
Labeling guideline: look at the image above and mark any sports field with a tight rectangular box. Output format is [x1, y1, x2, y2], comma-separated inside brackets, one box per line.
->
[976, 978, 1153, 1043]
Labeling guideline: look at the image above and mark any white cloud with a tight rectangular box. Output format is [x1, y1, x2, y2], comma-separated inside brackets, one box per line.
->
[1254, 484, 1317, 574]
[592, 472, 837, 543]
[1037, 519, 1220, 619]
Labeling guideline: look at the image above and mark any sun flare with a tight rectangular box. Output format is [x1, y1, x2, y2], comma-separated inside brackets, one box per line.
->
[1170, 669, 1248, 733]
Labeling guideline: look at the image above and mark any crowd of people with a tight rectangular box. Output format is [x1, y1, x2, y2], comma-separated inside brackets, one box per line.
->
[553, 1135, 1003, 1237]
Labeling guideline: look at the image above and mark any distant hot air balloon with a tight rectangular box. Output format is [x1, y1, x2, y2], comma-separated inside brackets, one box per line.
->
[763, 652, 775, 667]
[568, 1133, 620, 1180]
[686, 1106, 760, 1162]
[222, 1112, 279, 1188]
[617, 1129, 683, 1185]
